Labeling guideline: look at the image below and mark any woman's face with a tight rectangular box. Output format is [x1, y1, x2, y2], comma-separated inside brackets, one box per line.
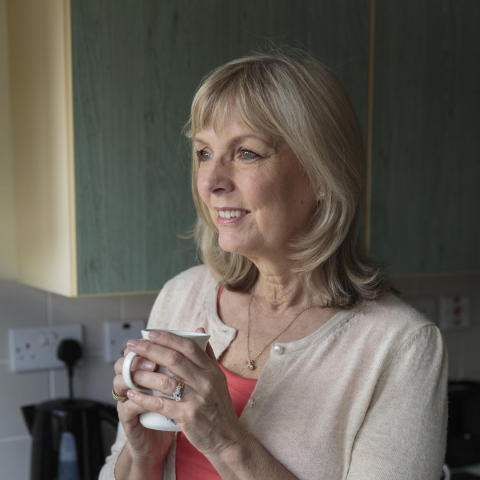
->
[195, 112, 318, 265]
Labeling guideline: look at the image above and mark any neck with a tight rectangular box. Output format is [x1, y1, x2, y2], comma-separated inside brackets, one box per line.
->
[252, 267, 322, 316]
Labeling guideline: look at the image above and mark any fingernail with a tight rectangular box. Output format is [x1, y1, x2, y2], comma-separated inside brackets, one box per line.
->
[149, 331, 162, 339]
[127, 390, 136, 398]
[143, 360, 156, 370]
[127, 339, 139, 348]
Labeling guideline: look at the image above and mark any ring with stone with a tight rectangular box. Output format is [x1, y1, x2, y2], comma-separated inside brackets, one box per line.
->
[172, 381, 185, 402]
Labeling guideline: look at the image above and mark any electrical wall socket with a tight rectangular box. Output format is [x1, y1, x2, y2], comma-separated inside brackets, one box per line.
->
[9, 325, 83, 372]
[104, 320, 145, 363]
[439, 296, 470, 331]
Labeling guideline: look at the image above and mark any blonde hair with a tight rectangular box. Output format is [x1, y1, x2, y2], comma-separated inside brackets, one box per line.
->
[185, 50, 391, 307]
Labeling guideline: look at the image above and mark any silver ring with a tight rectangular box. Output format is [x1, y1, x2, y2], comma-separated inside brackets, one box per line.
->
[172, 381, 185, 402]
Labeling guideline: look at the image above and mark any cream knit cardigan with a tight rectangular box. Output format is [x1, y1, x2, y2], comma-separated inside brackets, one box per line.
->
[100, 265, 448, 480]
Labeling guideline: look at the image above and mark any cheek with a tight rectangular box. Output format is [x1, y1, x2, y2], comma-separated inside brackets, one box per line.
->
[196, 172, 205, 198]
[275, 179, 316, 224]
[196, 173, 211, 207]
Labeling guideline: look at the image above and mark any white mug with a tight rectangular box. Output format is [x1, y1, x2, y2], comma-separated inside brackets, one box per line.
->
[122, 329, 210, 431]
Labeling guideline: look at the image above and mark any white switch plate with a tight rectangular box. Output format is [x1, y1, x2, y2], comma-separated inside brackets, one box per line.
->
[104, 320, 145, 363]
[9, 325, 83, 372]
[439, 296, 470, 331]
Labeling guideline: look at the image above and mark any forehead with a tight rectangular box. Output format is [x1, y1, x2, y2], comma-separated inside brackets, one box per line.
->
[190, 82, 282, 140]
[193, 110, 275, 146]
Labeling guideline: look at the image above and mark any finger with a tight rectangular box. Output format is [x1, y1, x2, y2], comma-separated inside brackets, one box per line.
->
[113, 357, 157, 396]
[122, 340, 138, 357]
[113, 373, 137, 397]
[147, 332, 212, 369]
[132, 341, 194, 384]
[205, 342, 216, 361]
[130, 370, 179, 397]
[114, 354, 157, 375]
[126, 390, 184, 423]
[128, 335, 211, 377]
[117, 398, 149, 426]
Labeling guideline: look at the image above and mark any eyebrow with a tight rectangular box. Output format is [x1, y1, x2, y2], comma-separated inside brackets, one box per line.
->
[193, 133, 272, 146]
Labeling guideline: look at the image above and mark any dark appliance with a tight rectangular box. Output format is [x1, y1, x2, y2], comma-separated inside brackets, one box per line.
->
[446, 381, 480, 471]
[22, 339, 118, 479]
[22, 398, 118, 480]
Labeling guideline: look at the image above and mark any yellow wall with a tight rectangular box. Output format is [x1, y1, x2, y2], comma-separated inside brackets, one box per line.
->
[0, 0, 17, 281]
[7, 0, 77, 296]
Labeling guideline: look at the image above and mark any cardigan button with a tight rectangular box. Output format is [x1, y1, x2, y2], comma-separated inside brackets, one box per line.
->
[273, 344, 284, 355]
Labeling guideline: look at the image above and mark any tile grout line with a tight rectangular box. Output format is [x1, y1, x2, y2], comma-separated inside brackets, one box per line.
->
[0, 350, 103, 368]
[0, 435, 30, 443]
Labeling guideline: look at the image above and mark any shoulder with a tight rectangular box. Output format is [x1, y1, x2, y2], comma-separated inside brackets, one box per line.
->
[147, 265, 218, 329]
[359, 291, 435, 336]
[348, 292, 444, 367]
[161, 264, 216, 294]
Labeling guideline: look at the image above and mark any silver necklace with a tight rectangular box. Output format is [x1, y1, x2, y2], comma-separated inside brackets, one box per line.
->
[246, 287, 318, 370]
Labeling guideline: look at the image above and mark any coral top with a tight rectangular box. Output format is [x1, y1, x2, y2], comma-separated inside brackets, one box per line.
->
[175, 286, 257, 480]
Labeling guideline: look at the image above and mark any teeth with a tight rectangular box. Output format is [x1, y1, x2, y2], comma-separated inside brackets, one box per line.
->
[218, 210, 248, 218]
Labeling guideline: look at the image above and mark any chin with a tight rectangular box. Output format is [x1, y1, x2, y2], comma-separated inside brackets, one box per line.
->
[218, 235, 253, 256]
[218, 241, 245, 255]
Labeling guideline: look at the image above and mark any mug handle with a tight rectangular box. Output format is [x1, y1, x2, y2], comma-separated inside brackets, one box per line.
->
[122, 351, 154, 395]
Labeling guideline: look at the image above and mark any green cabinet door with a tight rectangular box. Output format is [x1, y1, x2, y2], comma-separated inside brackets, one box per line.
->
[71, 0, 370, 294]
[370, 0, 480, 275]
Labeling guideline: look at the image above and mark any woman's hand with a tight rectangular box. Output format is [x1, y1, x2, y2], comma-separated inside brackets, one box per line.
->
[114, 330, 297, 480]
[113, 350, 174, 470]
[124, 328, 248, 458]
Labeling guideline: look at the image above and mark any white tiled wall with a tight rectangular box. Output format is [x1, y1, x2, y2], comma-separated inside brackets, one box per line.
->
[0, 437, 31, 480]
[0, 282, 157, 480]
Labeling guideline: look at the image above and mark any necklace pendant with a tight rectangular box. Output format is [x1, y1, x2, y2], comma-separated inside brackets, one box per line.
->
[246, 360, 254, 370]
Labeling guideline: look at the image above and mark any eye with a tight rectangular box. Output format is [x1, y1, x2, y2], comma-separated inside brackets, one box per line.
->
[239, 149, 260, 160]
[196, 149, 212, 161]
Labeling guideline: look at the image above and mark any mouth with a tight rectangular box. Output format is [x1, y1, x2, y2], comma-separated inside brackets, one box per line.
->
[218, 209, 249, 219]
[215, 207, 250, 223]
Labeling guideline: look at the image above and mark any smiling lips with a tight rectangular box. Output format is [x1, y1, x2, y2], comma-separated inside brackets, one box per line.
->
[216, 209, 249, 224]
[219, 210, 248, 218]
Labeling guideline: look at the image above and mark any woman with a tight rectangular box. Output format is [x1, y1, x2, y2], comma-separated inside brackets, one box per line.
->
[101, 51, 447, 480]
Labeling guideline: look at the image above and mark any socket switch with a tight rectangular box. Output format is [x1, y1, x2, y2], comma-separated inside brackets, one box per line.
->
[439, 296, 470, 331]
[104, 320, 145, 363]
[9, 325, 83, 372]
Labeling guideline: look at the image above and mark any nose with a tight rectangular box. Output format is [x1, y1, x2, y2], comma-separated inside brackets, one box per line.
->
[197, 157, 235, 196]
